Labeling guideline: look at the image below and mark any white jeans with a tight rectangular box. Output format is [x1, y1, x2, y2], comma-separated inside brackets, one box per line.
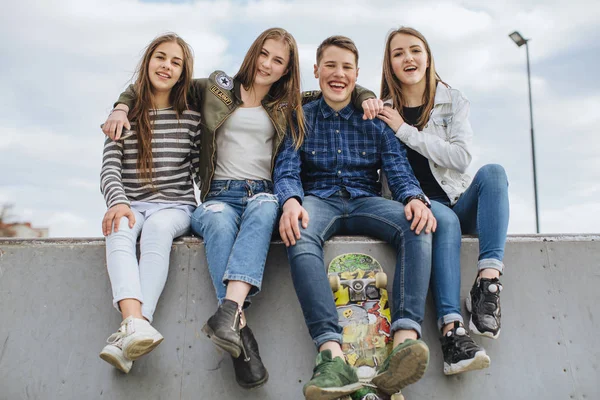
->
[105, 207, 191, 322]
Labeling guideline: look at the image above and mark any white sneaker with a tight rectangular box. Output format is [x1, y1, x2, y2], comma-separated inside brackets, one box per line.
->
[120, 316, 164, 360]
[99, 329, 133, 373]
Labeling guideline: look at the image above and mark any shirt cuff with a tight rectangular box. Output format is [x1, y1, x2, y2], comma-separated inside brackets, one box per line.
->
[279, 193, 304, 209]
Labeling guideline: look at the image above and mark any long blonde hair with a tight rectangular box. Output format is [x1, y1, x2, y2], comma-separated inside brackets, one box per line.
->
[130, 33, 194, 182]
[380, 27, 446, 130]
[235, 27, 305, 148]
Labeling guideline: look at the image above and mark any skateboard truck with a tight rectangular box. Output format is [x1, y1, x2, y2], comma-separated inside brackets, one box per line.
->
[329, 273, 387, 302]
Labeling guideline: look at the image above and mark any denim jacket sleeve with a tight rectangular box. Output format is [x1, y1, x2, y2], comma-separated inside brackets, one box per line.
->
[273, 130, 304, 207]
[395, 90, 473, 173]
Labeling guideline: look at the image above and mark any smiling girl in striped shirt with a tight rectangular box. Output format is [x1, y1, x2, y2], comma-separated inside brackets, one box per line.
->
[99, 33, 200, 374]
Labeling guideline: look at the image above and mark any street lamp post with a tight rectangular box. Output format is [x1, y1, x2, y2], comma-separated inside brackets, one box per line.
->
[509, 31, 540, 234]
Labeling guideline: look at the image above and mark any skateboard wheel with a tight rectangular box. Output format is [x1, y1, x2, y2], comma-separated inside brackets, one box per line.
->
[375, 272, 387, 289]
[329, 274, 341, 291]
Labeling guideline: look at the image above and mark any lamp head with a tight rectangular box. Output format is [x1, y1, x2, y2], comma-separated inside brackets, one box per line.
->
[509, 31, 528, 47]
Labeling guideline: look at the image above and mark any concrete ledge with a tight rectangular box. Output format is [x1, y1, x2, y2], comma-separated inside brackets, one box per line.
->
[0, 235, 598, 399]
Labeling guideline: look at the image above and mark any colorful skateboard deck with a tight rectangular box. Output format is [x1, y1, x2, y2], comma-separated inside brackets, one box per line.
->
[327, 253, 403, 400]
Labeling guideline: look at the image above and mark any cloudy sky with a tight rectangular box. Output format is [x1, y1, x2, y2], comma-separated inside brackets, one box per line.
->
[1, 0, 598, 237]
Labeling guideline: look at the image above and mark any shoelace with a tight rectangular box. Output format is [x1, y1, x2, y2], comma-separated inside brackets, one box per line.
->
[106, 324, 127, 346]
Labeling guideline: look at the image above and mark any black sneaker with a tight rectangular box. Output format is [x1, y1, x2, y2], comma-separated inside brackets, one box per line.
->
[303, 350, 363, 400]
[440, 321, 490, 375]
[466, 277, 502, 339]
[231, 325, 269, 389]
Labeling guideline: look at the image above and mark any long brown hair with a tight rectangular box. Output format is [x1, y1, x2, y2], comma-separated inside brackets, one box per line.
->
[129, 33, 194, 182]
[380, 27, 445, 130]
[234, 27, 306, 148]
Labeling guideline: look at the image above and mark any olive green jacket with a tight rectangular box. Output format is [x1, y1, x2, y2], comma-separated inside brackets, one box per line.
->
[116, 70, 375, 201]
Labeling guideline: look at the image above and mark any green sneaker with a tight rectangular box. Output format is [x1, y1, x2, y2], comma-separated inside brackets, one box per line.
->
[371, 339, 429, 394]
[303, 350, 363, 400]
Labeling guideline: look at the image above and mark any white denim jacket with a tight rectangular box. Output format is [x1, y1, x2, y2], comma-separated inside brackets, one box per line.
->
[392, 82, 473, 205]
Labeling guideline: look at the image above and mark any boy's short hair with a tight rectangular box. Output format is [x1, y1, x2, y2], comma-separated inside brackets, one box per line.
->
[316, 35, 359, 65]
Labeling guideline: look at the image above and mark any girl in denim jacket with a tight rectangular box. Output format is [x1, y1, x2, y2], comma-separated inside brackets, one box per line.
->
[363, 26, 509, 376]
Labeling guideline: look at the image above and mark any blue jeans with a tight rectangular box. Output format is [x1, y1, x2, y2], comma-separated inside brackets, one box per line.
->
[429, 164, 509, 330]
[286, 193, 432, 348]
[191, 180, 279, 306]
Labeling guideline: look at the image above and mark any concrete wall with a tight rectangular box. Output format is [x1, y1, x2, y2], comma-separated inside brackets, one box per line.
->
[0, 235, 598, 400]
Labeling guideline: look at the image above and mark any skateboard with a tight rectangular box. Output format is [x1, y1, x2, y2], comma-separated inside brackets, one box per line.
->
[327, 253, 404, 400]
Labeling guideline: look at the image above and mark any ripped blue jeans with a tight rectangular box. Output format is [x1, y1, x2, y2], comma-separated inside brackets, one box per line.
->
[191, 180, 279, 306]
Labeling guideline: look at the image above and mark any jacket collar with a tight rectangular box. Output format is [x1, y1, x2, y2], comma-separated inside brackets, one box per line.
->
[434, 81, 452, 105]
[232, 78, 243, 103]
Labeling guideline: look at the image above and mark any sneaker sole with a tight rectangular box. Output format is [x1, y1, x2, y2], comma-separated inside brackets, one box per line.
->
[372, 341, 429, 395]
[443, 350, 490, 375]
[201, 323, 242, 358]
[465, 295, 500, 339]
[468, 317, 500, 339]
[304, 382, 363, 400]
[123, 336, 163, 360]
[99, 349, 132, 373]
[236, 370, 269, 390]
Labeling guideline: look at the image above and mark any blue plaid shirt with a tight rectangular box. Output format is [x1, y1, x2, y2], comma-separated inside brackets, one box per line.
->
[274, 97, 423, 206]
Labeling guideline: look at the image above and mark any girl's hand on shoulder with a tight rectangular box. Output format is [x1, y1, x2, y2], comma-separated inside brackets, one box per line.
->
[102, 105, 131, 141]
[361, 98, 384, 120]
[377, 106, 404, 133]
[102, 204, 135, 236]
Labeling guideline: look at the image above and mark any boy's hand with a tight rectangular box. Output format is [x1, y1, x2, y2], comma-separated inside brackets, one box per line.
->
[404, 200, 436, 235]
[279, 198, 309, 247]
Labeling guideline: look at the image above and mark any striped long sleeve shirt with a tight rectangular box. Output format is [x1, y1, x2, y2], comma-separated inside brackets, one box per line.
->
[100, 108, 201, 208]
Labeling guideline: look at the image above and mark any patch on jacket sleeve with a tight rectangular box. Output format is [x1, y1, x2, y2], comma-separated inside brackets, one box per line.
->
[210, 85, 233, 106]
[215, 72, 234, 90]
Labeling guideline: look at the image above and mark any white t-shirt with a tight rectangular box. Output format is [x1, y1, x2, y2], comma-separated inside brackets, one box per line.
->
[213, 106, 274, 181]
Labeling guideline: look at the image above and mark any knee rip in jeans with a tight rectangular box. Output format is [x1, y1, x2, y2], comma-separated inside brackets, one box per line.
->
[248, 192, 278, 205]
[203, 202, 225, 213]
